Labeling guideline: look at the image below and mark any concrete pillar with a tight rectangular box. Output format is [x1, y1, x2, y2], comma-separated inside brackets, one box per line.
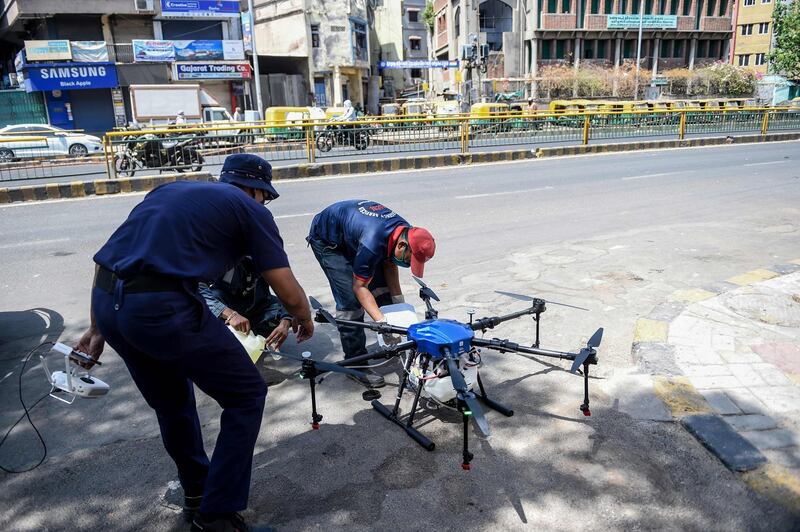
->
[574, 37, 582, 67]
[153, 20, 163, 39]
[612, 0, 620, 13]
[333, 65, 343, 106]
[652, 37, 660, 77]
[689, 0, 697, 20]
[613, 37, 622, 96]
[724, 0, 733, 17]
[531, 37, 539, 98]
[688, 38, 696, 69]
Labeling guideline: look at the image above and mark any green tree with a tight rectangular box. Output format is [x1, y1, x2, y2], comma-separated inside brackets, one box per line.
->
[769, 0, 800, 79]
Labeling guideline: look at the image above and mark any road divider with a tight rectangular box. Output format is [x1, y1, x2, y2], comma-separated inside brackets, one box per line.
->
[2, 132, 799, 204]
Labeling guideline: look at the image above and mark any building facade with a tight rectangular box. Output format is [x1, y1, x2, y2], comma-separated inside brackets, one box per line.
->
[372, 0, 431, 99]
[252, 0, 372, 110]
[730, 0, 774, 72]
[431, 0, 735, 97]
[0, 0, 249, 131]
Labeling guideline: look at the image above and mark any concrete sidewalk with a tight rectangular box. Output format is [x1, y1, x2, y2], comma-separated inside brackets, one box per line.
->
[625, 261, 800, 513]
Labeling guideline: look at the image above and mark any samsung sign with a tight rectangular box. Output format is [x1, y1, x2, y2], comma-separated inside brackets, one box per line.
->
[23, 62, 118, 92]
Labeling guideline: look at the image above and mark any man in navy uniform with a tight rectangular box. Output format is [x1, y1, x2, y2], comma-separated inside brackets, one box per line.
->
[75, 154, 313, 532]
[307, 200, 436, 388]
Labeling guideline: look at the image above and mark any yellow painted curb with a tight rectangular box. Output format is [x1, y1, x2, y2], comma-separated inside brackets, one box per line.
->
[652, 375, 712, 417]
[70, 182, 85, 198]
[0, 188, 8, 203]
[668, 288, 717, 303]
[633, 318, 669, 343]
[790, 258, 800, 266]
[727, 268, 780, 286]
[742, 463, 800, 516]
[45, 183, 60, 200]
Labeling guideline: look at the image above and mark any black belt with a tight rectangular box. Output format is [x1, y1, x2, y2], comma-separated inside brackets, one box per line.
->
[95, 266, 189, 294]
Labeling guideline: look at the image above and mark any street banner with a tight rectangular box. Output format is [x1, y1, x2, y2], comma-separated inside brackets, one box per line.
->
[607, 15, 678, 29]
[133, 40, 176, 62]
[379, 60, 460, 69]
[241, 11, 253, 52]
[160, 0, 241, 17]
[223, 40, 245, 60]
[71, 41, 109, 62]
[23, 62, 118, 92]
[173, 62, 252, 80]
[173, 40, 224, 61]
[24, 40, 72, 61]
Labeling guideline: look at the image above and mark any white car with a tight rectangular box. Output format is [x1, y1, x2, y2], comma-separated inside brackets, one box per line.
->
[0, 124, 103, 161]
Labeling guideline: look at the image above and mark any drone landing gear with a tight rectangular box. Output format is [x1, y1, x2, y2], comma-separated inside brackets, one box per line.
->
[372, 353, 436, 451]
[579, 361, 591, 417]
[475, 373, 514, 418]
[460, 398, 473, 470]
[302, 358, 325, 430]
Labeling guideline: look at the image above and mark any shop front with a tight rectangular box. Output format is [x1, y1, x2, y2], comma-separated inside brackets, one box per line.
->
[172, 62, 252, 113]
[22, 62, 118, 136]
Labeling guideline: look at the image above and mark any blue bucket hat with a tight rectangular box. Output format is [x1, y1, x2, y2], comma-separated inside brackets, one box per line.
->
[219, 154, 279, 199]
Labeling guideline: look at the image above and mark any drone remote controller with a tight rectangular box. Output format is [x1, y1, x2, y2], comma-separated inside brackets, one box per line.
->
[41, 343, 110, 404]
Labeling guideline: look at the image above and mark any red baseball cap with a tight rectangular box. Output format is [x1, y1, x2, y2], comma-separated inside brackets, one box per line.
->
[407, 227, 436, 278]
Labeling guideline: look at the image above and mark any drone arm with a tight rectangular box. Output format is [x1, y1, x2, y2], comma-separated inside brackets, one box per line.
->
[328, 316, 409, 336]
[472, 337, 588, 363]
[337, 339, 417, 367]
[470, 306, 539, 331]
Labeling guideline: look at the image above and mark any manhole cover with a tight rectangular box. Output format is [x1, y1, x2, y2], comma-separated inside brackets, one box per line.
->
[723, 291, 800, 327]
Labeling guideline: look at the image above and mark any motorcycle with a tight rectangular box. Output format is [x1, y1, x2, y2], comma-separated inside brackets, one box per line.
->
[315, 122, 372, 152]
[114, 133, 205, 177]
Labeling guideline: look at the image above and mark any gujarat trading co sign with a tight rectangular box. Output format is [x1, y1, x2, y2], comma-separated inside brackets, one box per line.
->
[607, 15, 678, 29]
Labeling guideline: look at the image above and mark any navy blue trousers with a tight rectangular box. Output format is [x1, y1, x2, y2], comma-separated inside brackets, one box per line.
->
[307, 237, 392, 359]
[92, 284, 267, 515]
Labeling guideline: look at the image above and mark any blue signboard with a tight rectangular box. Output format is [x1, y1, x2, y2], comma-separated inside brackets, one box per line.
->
[161, 0, 240, 17]
[379, 60, 460, 69]
[23, 62, 118, 92]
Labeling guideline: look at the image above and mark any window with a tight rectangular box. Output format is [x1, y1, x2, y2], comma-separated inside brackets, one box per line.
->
[737, 54, 750, 66]
[352, 20, 367, 61]
[410, 37, 421, 51]
[410, 68, 422, 79]
[455, 7, 461, 36]
[755, 53, 766, 65]
[311, 24, 320, 48]
[314, 78, 326, 106]
[758, 22, 769, 34]
[744, 0, 755, 5]
[762, 0, 771, 3]
[408, 9, 419, 22]
[740, 24, 753, 35]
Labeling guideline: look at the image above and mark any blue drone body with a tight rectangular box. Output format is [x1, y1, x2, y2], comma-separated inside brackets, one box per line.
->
[406, 319, 475, 359]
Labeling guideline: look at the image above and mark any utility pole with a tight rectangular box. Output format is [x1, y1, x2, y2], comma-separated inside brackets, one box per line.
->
[633, 0, 644, 101]
[247, 0, 264, 117]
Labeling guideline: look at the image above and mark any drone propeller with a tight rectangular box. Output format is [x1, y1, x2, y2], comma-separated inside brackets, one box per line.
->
[445, 355, 491, 438]
[309, 296, 338, 326]
[412, 276, 440, 302]
[494, 290, 589, 312]
[265, 350, 369, 379]
[569, 327, 604, 373]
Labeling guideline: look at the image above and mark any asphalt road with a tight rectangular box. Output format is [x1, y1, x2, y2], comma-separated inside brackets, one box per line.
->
[1, 142, 800, 530]
[0, 127, 784, 187]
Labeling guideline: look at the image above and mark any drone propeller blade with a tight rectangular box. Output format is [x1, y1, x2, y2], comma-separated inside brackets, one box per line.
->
[494, 290, 589, 311]
[412, 275, 440, 302]
[268, 350, 368, 379]
[309, 297, 338, 326]
[446, 356, 491, 438]
[587, 327, 604, 348]
[570, 348, 593, 374]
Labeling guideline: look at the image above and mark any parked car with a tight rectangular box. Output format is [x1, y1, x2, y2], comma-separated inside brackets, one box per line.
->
[0, 124, 103, 162]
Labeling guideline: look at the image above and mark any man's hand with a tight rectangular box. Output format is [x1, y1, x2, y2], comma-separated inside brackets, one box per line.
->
[225, 311, 250, 333]
[75, 327, 105, 369]
[265, 318, 291, 349]
[292, 317, 314, 343]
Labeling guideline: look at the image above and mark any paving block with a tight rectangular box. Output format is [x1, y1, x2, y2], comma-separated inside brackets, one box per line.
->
[727, 363, 768, 387]
[669, 288, 717, 303]
[681, 414, 767, 472]
[699, 390, 742, 415]
[726, 269, 780, 286]
[646, 301, 687, 322]
[632, 342, 682, 376]
[633, 318, 668, 342]
[653, 375, 711, 416]
[719, 350, 764, 364]
[600, 374, 672, 421]
[682, 364, 732, 378]
[688, 375, 742, 390]
[711, 334, 735, 352]
[770, 263, 800, 275]
[754, 365, 794, 387]
[725, 414, 778, 432]
[741, 429, 799, 450]
[725, 388, 771, 415]
[749, 386, 800, 414]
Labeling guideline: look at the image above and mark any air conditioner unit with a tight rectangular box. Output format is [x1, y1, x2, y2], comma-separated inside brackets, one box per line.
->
[134, 0, 154, 13]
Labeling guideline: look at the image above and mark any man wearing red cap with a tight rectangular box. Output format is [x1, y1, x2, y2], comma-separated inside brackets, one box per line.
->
[308, 200, 435, 387]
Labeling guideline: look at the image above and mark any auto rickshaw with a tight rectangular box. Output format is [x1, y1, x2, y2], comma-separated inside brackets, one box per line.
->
[263, 106, 311, 139]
